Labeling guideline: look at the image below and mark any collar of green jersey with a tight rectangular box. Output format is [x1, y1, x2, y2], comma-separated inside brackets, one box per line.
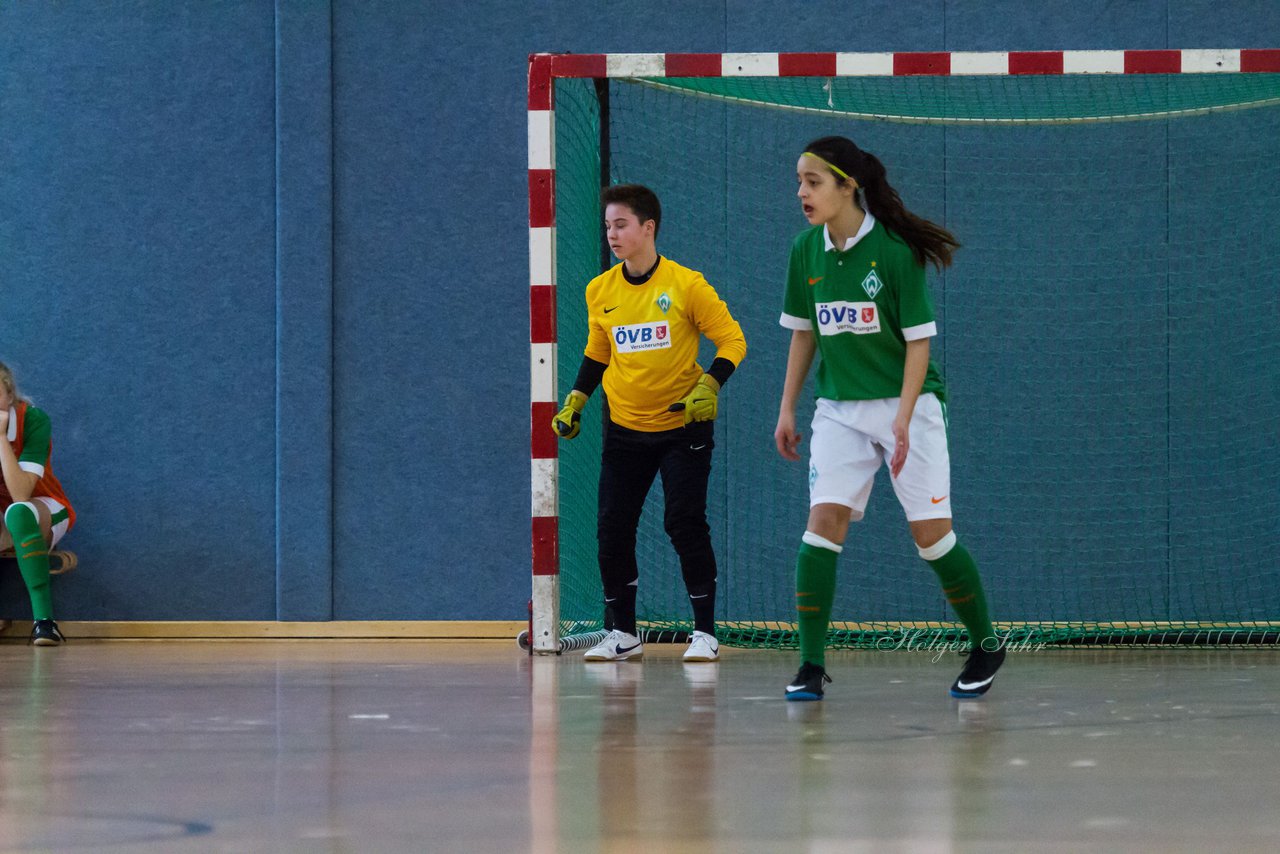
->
[823, 209, 876, 252]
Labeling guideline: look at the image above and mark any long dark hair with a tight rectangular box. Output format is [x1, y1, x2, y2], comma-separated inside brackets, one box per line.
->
[803, 136, 959, 270]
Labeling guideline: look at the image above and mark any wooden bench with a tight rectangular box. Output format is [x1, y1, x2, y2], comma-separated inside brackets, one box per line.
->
[0, 547, 78, 575]
[0, 547, 76, 634]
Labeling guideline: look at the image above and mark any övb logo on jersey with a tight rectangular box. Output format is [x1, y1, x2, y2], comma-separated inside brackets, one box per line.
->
[815, 301, 880, 336]
[861, 268, 884, 299]
[656, 292, 671, 313]
[613, 321, 672, 353]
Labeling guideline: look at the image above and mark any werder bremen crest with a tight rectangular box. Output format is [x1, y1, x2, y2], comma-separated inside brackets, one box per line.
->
[656, 292, 671, 313]
[861, 268, 884, 299]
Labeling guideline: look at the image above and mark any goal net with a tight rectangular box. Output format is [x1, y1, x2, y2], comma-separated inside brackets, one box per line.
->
[529, 51, 1280, 651]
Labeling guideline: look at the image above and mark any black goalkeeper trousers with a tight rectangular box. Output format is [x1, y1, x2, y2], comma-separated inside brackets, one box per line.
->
[596, 418, 718, 630]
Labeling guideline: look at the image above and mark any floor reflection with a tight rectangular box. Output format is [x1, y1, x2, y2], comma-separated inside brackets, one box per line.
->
[0, 641, 1274, 851]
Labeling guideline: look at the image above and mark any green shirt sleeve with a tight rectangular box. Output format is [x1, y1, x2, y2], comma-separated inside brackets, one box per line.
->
[895, 253, 937, 337]
[781, 237, 811, 329]
[18, 406, 51, 472]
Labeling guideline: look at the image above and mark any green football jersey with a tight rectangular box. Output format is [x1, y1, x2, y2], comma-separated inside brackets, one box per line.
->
[781, 214, 946, 402]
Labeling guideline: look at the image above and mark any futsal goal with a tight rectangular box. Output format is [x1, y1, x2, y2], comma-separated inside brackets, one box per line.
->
[528, 50, 1280, 653]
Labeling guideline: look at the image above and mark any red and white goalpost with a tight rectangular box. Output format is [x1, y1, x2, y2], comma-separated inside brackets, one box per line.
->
[527, 50, 1280, 654]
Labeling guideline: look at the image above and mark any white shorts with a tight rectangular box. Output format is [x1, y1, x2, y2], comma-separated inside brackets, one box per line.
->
[809, 394, 952, 522]
[37, 497, 71, 547]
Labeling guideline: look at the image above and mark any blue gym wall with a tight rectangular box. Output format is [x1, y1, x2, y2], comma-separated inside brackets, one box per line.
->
[1, 1, 1277, 620]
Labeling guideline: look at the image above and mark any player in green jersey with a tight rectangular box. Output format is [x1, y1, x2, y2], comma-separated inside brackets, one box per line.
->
[1, 361, 75, 646]
[774, 136, 1004, 701]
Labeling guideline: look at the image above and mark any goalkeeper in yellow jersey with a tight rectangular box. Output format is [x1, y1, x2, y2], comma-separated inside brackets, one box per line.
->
[552, 184, 746, 664]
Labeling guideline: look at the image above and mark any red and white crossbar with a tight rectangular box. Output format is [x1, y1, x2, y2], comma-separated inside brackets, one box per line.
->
[526, 49, 1280, 652]
[532, 49, 1280, 83]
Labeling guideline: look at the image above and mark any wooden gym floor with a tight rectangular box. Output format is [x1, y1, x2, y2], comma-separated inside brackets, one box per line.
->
[0, 638, 1277, 852]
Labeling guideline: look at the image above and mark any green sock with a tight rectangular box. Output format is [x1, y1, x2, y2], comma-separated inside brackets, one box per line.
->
[5, 503, 53, 621]
[923, 536, 995, 649]
[796, 540, 839, 668]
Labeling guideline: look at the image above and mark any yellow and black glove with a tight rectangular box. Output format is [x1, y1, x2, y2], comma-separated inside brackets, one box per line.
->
[668, 375, 720, 426]
[551, 390, 588, 439]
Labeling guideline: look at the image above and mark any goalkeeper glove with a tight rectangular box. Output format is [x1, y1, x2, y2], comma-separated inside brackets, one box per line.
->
[668, 375, 720, 425]
[551, 390, 588, 439]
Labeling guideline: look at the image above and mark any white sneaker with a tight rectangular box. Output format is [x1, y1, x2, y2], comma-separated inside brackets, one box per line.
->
[583, 629, 644, 661]
[683, 630, 720, 662]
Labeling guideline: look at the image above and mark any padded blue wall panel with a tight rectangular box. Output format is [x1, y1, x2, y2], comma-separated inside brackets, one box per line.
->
[726, 0, 945, 51]
[275, 0, 336, 620]
[944, 0, 1168, 50]
[1170, 1, 1280, 46]
[0, 1, 277, 618]
[329, 2, 520, 619]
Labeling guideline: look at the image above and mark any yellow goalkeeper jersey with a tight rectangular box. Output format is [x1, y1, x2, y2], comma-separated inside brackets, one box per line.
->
[584, 257, 746, 432]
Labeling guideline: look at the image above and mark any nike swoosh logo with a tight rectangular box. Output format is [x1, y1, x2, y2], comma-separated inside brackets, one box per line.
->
[956, 676, 994, 691]
[808, 276, 823, 285]
[690, 444, 706, 451]
[614, 643, 641, 655]
[785, 684, 808, 693]
[603, 306, 619, 314]
[931, 496, 948, 504]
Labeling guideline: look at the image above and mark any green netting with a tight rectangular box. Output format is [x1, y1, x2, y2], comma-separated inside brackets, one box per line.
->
[551, 74, 1280, 648]
[647, 73, 1280, 123]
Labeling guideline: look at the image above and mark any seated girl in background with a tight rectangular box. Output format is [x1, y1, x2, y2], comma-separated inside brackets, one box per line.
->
[1, 361, 75, 646]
